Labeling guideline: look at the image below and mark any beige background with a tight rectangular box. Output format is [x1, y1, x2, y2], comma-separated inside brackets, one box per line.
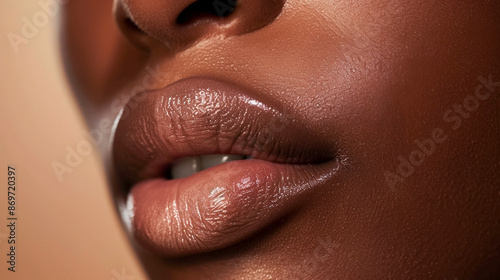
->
[0, 1, 146, 279]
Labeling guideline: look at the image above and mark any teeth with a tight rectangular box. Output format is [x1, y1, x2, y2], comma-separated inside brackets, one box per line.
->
[171, 157, 200, 179]
[171, 154, 245, 179]
[201, 155, 245, 170]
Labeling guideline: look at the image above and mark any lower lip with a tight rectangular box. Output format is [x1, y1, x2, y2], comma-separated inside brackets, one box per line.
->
[123, 158, 339, 257]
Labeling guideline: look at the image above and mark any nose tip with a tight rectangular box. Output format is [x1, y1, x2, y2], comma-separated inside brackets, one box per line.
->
[115, 0, 285, 52]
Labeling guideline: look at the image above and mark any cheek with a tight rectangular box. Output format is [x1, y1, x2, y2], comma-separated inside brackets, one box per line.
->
[281, 1, 500, 165]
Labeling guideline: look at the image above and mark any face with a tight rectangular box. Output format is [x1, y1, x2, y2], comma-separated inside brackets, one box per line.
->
[61, 0, 500, 279]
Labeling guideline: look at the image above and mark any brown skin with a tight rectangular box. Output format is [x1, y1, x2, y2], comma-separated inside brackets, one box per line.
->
[61, 0, 500, 279]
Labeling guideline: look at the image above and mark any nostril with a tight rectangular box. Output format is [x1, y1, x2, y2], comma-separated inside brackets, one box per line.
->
[176, 0, 238, 26]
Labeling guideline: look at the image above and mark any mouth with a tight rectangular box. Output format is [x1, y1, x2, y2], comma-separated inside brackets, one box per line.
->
[112, 77, 339, 257]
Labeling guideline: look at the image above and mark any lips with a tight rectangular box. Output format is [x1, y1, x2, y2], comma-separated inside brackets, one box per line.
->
[112, 77, 339, 257]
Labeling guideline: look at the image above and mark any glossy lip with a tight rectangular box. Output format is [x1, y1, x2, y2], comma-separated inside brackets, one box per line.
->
[112, 77, 339, 257]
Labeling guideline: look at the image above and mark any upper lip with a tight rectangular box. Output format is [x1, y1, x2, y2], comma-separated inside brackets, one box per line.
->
[113, 77, 335, 186]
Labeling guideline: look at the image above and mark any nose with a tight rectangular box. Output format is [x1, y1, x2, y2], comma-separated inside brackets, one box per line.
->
[114, 0, 285, 51]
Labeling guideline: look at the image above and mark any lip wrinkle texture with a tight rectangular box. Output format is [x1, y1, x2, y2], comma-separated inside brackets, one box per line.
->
[113, 77, 340, 256]
[113, 78, 336, 185]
